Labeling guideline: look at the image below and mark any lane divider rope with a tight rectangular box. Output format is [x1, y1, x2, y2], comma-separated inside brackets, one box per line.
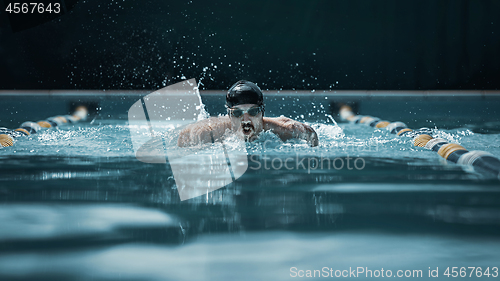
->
[339, 105, 500, 179]
[0, 106, 88, 148]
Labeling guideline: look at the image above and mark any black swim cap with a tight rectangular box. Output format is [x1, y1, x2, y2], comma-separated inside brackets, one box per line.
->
[226, 80, 264, 108]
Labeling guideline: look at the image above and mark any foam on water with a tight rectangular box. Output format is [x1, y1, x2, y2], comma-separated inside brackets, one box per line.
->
[3, 119, 500, 166]
[5, 124, 136, 157]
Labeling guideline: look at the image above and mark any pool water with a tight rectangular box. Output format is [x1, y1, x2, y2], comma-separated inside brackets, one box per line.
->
[1, 112, 500, 280]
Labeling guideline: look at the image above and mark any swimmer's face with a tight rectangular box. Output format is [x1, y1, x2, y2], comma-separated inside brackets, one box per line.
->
[228, 104, 264, 142]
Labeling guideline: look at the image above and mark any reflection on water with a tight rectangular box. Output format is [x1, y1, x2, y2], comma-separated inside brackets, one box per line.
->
[1, 232, 500, 281]
[1, 121, 500, 280]
[0, 204, 179, 243]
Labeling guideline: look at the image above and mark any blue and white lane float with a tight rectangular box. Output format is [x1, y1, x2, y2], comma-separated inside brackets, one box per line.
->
[339, 105, 500, 179]
[0, 106, 88, 148]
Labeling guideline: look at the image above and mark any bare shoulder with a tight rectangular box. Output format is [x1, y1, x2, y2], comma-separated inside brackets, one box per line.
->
[177, 116, 231, 147]
[263, 116, 305, 130]
[194, 116, 230, 128]
[263, 116, 319, 146]
[263, 116, 294, 130]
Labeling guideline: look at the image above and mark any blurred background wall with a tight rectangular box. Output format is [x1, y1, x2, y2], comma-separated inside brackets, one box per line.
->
[0, 0, 499, 90]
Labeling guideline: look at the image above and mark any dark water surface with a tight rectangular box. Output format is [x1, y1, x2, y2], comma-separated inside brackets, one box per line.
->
[1, 121, 500, 280]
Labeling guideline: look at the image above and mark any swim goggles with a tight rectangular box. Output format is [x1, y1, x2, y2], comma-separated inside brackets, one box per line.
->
[227, 106, 264, 118]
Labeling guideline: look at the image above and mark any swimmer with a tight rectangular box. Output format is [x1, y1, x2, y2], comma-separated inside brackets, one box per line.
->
[177, 80, 319, 147]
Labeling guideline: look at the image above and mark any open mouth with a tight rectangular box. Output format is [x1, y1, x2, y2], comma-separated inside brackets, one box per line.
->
[241, 124, 254, 135]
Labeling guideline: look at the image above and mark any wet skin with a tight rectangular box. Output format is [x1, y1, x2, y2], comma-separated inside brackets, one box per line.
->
[177, 104, 319, 147]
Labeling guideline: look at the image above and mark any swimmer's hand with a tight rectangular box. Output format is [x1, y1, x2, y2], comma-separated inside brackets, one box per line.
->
[177, 117, 230, 147]
[264, 117, 319, 147]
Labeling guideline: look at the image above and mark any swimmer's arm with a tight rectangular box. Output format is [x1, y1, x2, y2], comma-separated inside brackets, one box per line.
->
[264, 116, 319, 147]
[177, 116, 231, 147]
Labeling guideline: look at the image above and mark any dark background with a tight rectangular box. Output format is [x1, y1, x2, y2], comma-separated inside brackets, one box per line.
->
[0, 0, 499, 90]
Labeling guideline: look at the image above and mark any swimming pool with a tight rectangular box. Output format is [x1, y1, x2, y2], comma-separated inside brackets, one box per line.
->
[1, 90, 500, 280]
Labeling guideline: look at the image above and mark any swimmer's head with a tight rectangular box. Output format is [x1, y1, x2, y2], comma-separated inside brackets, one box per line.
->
[226, 80, 264, 110]
[226, 81, 265, 142]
